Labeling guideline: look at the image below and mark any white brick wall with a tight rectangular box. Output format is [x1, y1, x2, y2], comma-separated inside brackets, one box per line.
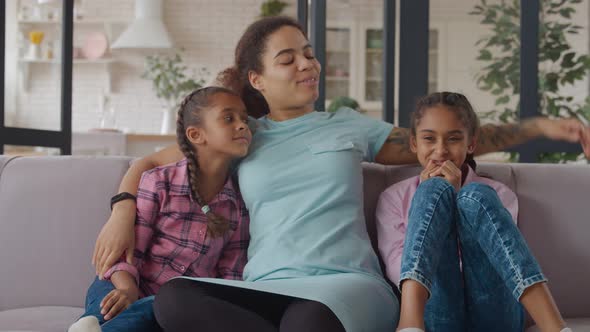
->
[10, 0, 589, 133]
[14, 0, 296, 133]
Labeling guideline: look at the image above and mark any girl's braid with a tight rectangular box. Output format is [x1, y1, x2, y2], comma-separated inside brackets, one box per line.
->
[176, 88, 232, 237]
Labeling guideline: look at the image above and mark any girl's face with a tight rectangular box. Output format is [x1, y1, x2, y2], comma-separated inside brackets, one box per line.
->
[249, 26, 321, 111]
[189, 93, 251, 158]
[410, 105, 477, 169]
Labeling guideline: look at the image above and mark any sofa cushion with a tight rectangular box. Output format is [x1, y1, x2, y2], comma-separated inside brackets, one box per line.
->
[0, 156, 134, 311]
[0, 306, 83, 332]
[512, 163, 590, 319]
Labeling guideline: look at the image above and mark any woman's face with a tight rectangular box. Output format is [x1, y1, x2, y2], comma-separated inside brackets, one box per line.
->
[250, 26, 321, 111]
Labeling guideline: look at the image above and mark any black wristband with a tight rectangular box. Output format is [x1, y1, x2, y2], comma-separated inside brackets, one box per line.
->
[110, 192, 137, 210]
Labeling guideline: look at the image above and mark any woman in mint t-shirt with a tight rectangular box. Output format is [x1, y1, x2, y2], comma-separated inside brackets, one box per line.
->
[91, 16, 590, 332]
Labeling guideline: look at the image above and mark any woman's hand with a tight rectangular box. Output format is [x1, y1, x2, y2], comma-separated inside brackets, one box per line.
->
[581, 125, 590, 159]
[538, 117, 590, 159]
[537, 117, 589, 143]
[100, 287, 139, 320]
[428, 161, 462, 192]
[92, 200, 136, 279]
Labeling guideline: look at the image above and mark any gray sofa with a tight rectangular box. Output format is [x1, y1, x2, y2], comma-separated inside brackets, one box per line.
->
[0, 156, 588, 332]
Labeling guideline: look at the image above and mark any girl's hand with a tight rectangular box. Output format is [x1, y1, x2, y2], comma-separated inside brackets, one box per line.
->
[419, 160, 439, 183]
[92, 200, 136, 279]
[428, 161, 462, 191]
[100, 287, 139, 320]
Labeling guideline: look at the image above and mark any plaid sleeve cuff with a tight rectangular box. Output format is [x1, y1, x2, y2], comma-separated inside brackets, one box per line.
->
[103, 262, 140, 285]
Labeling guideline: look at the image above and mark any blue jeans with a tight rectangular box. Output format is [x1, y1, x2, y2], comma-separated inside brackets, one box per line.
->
[400, 178, 547, 332]
[77, 277, 161, 332]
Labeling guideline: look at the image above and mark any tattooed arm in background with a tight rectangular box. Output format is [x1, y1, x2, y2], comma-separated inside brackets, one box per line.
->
[475, 117, 589, 155]
[375, 127, 418, 165]
[375, 117, 590, 165]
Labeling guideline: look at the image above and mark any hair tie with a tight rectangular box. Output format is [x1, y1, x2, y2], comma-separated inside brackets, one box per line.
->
[201, 205, 211, 214]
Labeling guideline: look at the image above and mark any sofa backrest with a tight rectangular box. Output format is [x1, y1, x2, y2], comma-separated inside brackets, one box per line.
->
[363, 162, 590, 319]
[0, 156, 133, 311]
[508, 163, 590, 319]
[0, 157, 588, 319]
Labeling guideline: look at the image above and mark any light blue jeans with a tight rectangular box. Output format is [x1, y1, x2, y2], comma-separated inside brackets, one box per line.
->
[77, 277, 161, 332]
[400, 177, 547, 332]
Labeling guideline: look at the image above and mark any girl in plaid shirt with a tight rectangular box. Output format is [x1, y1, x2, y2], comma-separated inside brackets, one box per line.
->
[69, 87, 251, 332]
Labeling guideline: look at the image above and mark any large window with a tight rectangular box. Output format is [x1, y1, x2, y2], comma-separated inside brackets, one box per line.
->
[1, 0, 72, 155]
[325, 0, 385, 120]
[302, 0, 587, 163]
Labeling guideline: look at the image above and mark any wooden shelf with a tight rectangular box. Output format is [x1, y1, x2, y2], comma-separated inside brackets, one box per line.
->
[18, 19, 127, 25]
[126, 134, 176, 142]
[19, 58, 115, 64]
[326, 76, 350, 81]
[326, 49, 350, 54]
[19, 58, 115, 93]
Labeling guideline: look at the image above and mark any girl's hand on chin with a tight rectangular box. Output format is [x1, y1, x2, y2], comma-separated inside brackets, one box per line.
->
[428, 161, 462, 192]
[420, 160, 439, 183]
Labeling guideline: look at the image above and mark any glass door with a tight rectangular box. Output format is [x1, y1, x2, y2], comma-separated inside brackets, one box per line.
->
[325, 26, 352, 109]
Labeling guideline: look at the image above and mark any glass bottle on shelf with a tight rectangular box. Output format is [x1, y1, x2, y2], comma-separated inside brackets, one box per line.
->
[99, 94, 117, 130]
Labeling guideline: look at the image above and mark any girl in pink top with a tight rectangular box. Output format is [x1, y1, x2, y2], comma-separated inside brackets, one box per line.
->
[68, 87, 252, 332]
[376, 92, 570, 332]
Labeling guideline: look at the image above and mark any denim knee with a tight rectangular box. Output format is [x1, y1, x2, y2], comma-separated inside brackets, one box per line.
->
[456, 183, 502, 225]
[416, 177, 455, 199]
[457, 183, 504, 211]
[410, 177, 457, 230]
[459, 182, 497, 199]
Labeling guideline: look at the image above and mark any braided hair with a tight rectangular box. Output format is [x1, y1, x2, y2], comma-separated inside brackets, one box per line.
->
[412, 92, 480, 171]
[176, 86, 238, 238]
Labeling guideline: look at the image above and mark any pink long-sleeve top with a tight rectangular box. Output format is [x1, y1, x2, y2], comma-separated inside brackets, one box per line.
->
[104, 158, 250, 297]
[375, 166, 518, 286]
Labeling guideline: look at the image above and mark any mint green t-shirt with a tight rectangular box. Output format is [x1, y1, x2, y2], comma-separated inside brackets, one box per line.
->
[239, 108, 393, 281]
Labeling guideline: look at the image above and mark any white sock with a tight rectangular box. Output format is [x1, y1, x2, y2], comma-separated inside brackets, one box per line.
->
[560, 328, 572, 332]
[68, 316, 102, 332]
[398, 328, 425, 332]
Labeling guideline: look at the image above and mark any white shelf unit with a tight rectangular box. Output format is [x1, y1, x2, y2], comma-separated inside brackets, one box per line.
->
[323, 22, 390, 114]
[17, 18, 127, 40]
[16, 16, 127, 93]
[325, 21, 442, 115]
[18, 58, 116, 92]
[359, 23, 384, 111]
[324, 21, 359, 110]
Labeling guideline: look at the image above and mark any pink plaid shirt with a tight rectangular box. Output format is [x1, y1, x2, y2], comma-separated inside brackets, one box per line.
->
[376, 166, 518, 286]
[104, 159, 250, 297]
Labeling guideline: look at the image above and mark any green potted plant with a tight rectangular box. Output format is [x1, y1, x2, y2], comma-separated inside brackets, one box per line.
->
[327, 96, 364, 113]
[260, 0, 288, 17]
[142, 52, 208, 134]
